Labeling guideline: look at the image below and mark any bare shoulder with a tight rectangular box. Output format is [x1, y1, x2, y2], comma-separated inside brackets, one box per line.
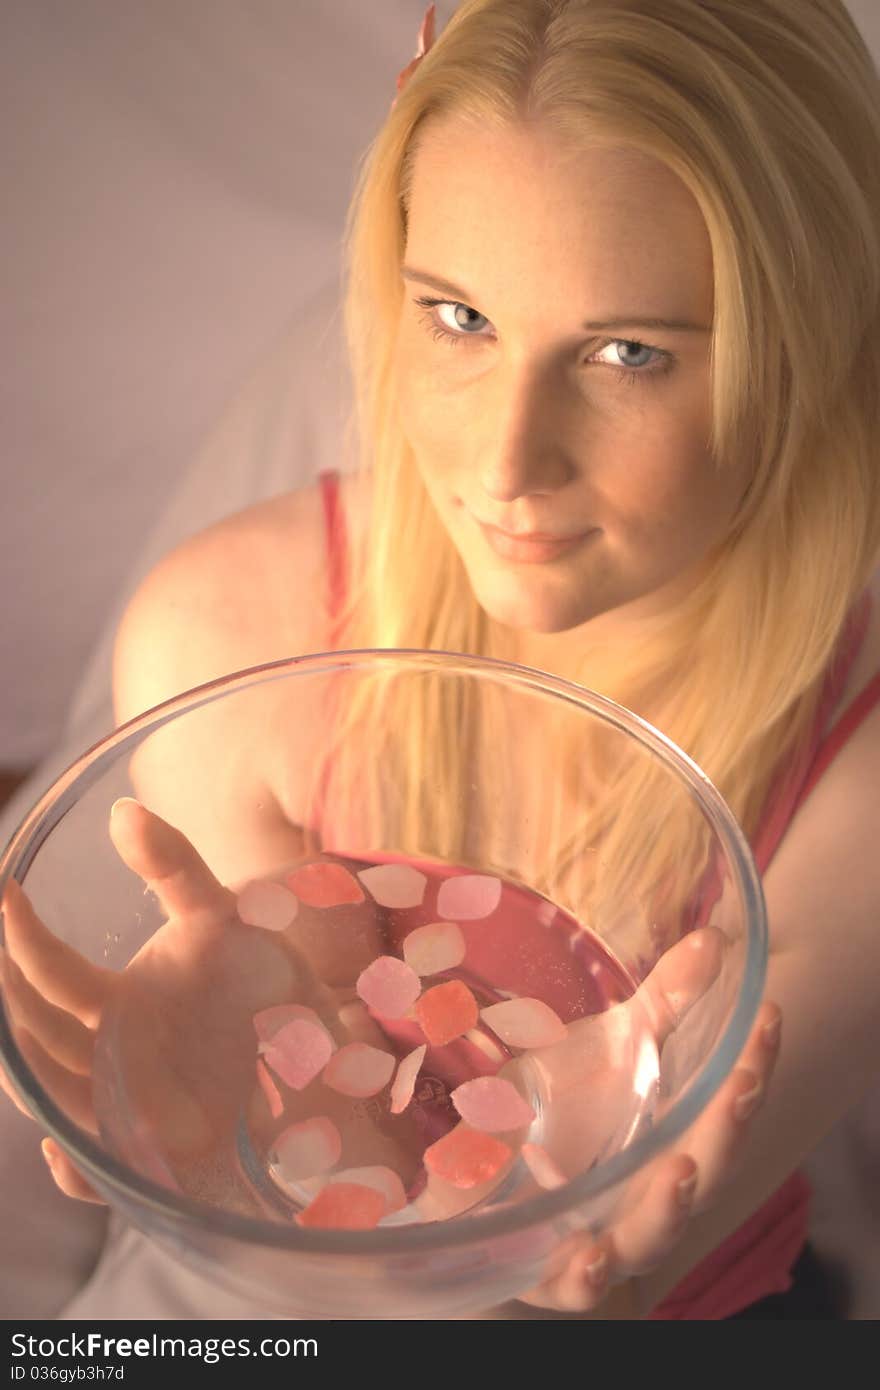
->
[110, 474, 367, 882]
[113, 479, 347, 724]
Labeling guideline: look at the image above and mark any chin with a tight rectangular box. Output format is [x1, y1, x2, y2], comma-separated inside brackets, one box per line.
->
[470, 573, 601, 635]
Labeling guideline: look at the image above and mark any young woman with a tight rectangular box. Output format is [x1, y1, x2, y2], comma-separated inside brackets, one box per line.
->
[3, 0, 880, 1319]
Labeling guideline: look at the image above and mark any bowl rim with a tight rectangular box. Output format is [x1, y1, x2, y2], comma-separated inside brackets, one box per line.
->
[0, 646, 767, 1257]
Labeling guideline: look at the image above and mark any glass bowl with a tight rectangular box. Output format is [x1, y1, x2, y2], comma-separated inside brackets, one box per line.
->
[0, 649, 766, 1318]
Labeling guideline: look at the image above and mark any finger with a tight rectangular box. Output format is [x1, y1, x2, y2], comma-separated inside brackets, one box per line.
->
[734, 1001, 782, 1083]
[0, 945, 95, 1075]
[41, 1138, 106, 1206]
[2, 880, 111, 1029]
[14, 1026, 98, 1136]
[516, 1229, 614, 1313]
[518, 1150, 699, 1312]
[668, 1002, 781, 1212]
[633, 927, 727, 1048]
[600, 1153, 699, 1276]
[519, 1003, 782, 1313]
[109, 798, 237, 923]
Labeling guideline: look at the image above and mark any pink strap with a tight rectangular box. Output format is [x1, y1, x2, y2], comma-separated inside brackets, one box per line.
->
[797, 664, 880, 805]
[649, 1171, 812, 1319]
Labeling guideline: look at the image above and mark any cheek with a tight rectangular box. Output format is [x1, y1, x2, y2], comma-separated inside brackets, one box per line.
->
[597, 441, 726, 563]
[394, 330, 465, 466]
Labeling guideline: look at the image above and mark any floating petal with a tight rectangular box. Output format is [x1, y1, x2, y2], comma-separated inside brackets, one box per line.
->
[356, 956, 422, 1019]
[273, 1116, 342, 1181]
[402, 922, 466, 976]
[424, 1126, 512, 1189]
[263, 1019, 333, 1091]
[451, 1077, 535, 1132]
[285, 861, 365, 907]
[325, 1165, 407, 1215]
[389, 1044, 427, 1114]
[236, 879, 299, 931]
[253, 1003, 335, 1052]
[480, 998, 568, 1050]
[414, 980, 479, 1046]
[322, 1042, 395, 1097]
[436, 874, 501, 921]
[296, 1182, 385, 1230]
[357, 863, 427, 909]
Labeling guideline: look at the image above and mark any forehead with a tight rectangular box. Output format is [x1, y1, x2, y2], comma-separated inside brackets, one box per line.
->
[404, 118, 713, 316]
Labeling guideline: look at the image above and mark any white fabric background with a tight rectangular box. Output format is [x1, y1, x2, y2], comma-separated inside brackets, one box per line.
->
[1, 0, 457, 765]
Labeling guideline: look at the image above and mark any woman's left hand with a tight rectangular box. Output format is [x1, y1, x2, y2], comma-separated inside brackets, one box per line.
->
[511, 928, 782, 1315]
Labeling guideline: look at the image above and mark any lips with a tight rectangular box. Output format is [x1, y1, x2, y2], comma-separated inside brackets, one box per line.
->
[484, 525, 577, 542]
[476, 519, 594, 565]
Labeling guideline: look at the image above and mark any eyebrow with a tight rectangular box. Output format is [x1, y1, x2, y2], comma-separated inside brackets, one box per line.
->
[401, 266, 712, 334]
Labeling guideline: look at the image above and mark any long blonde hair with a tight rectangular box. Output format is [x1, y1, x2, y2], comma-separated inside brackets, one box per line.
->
[308, 0, 880, 966]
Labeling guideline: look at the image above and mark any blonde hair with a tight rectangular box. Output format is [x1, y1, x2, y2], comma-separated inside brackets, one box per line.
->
[309, 0, 880, 966]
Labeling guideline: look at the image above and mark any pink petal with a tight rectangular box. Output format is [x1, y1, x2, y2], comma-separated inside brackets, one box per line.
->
[389, 1044, 427, 1114]
[451, 1077, 535, 1132]
[424, 1126, 512, 1189]
[236, 879, 299, 931]
[521, 1142, 567, 1191]
[436, 874, 501, 921]
[356, 863, 427, 909]
[356, 956, 422, 1019]
[402, 922, 466, 976]
[322, 1042, 395, 1098]
[414, 980, 478, 1046]
[253, 1004, 336, 1052]
[255, 1057, 284, 1119]
[284, 861, 365, 908]
[325, 1166, 407, 1215]
[263, 1019, 334, 1091]
[297, 1182, 386, 1230]
[480, 998, 568, 1050]
[272, 1117, 342, 1181]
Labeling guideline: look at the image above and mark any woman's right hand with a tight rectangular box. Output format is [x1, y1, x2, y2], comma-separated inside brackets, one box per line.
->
[0, 798, 410, 1205]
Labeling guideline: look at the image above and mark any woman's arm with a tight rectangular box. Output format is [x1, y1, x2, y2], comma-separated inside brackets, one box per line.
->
[110, 486, 329, 880]
[632, 695, 880, 1315]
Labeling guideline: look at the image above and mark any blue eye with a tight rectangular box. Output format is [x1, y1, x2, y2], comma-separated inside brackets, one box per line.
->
[414, 296, 489, 344]
[412, 295, 674, 386]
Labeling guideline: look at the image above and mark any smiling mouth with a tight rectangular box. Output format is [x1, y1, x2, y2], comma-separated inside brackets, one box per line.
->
[476, 519, 596, 564]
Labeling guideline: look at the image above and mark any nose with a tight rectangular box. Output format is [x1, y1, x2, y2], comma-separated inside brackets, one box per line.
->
[477, 362, 578, 503]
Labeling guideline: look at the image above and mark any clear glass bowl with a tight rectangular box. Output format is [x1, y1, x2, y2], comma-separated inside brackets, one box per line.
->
[0, 649, 766, 1318]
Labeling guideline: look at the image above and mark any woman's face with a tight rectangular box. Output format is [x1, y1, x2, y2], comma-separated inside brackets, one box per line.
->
[393, 118, 748, 659]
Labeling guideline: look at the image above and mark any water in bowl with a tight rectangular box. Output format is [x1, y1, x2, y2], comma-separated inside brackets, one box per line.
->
[91, 851, 660, 1228]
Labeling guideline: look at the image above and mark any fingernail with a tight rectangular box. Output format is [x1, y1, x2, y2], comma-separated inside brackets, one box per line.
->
[735, 1084, 762, 1121]
[110, 797, 140, 819]
[40, 1139, 56, 1166]
[583, 1252, 608, 1288]
[677, 1172, 698, 1207]
[762, 1016, 781, 1048]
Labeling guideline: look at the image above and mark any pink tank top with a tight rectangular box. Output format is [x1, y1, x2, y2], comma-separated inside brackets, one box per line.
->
[317, 469, 880, 1319]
